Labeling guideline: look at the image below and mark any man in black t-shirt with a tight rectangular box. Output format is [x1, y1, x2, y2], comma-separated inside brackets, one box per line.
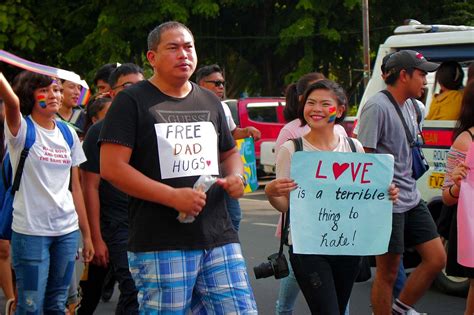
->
[99, 22, 257, 313]
[79, 64, 144, 314]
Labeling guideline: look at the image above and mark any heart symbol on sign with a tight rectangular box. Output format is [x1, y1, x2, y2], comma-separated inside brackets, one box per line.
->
[206, 160, 211, 166]
[332, 163, 349, 180]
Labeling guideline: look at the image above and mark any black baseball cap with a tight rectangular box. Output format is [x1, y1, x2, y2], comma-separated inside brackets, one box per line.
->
[381, 52, 395, 74]
[385, 50, 439, 74]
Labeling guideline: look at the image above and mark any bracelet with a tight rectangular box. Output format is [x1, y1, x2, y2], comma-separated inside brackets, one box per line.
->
[234, 173, 248, 187]
[448, 184, 459, 199]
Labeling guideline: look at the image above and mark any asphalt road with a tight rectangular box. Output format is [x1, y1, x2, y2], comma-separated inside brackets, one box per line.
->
[1, 185, 467, 314]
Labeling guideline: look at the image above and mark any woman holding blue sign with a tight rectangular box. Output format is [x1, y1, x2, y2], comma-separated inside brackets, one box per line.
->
[266, 79, 398, 315]
[0, 71, 94, 314]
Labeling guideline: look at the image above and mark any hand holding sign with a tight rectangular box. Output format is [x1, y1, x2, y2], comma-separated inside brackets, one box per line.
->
[265, 178, 298, 198]
[290, 151, 394, 256]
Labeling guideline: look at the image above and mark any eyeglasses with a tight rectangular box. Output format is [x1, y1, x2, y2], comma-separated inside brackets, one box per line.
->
[204, 80, 225, 87]
[112, 82, 135, 90]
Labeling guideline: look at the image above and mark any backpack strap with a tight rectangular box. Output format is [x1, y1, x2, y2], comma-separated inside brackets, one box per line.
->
[11, 117, 36, 192]
[291, 137, 303, 152]
[346, 137, 357, 152]
[466, 129, 474, 141]
[24, 116, 36, 150]
[56, 121, 74, 149]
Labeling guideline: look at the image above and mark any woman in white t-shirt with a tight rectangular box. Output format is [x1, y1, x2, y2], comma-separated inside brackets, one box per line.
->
[0, 71, 93, 314]
[265, 79, 398, 314]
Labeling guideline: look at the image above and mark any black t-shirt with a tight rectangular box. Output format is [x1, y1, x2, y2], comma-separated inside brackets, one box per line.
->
[98, 80, 238, 252]
[80, 120, 129, 227]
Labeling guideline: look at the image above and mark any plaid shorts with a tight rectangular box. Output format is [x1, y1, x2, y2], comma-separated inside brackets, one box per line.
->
[128, 243, 257, 314]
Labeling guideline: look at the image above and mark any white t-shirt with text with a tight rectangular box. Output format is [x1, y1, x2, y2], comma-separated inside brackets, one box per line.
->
[5, 116, 86, 236]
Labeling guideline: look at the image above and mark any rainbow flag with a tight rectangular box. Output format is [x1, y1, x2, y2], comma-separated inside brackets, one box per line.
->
[0, 49, 89, 89]
[78, 87, 91, 106]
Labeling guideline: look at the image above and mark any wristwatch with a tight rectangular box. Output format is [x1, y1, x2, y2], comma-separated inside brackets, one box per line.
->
[234, 173, 248, 187]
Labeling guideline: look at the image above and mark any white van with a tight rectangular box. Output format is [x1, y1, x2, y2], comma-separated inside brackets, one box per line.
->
[354, 21, 474, 296]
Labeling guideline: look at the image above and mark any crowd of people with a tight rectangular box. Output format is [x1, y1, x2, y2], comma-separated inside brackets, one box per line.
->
[0, 20, 472, 315]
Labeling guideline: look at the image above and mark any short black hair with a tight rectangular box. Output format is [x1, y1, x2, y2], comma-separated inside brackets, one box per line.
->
[94, 63, 118, 86]
[12, 71, 54, 116]
[384, 67, 415, 86]
[84, 97, 112, 134]
[195, 64, 223, 84]
[108, 63, 144, 89]
[147, 21, 193, 51]
[297, 79, 347, 126]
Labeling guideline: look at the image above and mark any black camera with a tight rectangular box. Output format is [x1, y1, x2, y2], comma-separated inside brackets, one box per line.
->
[253, 253, 289, 279]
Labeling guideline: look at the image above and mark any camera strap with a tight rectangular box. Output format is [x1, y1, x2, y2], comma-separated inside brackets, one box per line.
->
[381, 90, 418, 147]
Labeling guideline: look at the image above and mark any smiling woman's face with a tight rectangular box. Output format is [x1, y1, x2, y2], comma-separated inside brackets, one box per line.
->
[33, 81, 62, 114]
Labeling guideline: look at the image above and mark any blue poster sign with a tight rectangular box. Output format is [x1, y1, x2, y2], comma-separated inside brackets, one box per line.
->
[236, 137, 259, 193]
[290, 151, 394, 255]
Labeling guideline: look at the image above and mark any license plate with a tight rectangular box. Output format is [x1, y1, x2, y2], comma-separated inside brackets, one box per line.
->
[429, 172, 445, 189]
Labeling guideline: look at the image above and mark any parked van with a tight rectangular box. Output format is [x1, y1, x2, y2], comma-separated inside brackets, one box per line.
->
[353, 20, 474, 296]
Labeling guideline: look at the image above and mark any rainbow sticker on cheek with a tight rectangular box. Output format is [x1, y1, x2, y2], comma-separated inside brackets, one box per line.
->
[37, 94, 47, 108]
[328, 106, 337, 123]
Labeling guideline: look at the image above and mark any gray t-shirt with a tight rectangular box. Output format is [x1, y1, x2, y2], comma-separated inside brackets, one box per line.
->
[357, 91, 421, 213]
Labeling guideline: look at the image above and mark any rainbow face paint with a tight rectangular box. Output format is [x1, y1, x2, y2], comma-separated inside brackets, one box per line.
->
[37, 94, 47, 108]
[328, 106, 337, 123]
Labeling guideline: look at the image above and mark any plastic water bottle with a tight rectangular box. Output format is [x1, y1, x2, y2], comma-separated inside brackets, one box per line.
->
[177, 175, 217, 223]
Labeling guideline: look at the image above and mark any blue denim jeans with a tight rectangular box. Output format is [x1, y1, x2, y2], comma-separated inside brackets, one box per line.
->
[393, 260, 407, 298]
[275, 260, 300, 315]
[224, 192, 242, 231]
[11, 230, 79, 315]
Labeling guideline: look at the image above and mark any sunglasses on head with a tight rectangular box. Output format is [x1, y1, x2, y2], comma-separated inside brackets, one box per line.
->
[205, 80, 225, 87]
[112, 82, 135, 90]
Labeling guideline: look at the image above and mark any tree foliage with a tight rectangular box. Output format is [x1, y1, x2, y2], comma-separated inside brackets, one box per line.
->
[1, 0, 473, 101]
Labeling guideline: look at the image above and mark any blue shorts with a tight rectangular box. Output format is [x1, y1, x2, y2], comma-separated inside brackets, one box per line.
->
[128, 243, 257, 314]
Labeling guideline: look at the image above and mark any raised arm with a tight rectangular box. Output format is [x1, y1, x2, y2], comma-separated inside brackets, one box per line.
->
[0, 73, 21, 136]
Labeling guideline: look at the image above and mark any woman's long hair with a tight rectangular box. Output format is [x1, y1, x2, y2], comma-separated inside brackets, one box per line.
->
[284, 72, 325, 122]
[453, 80, 474, 140]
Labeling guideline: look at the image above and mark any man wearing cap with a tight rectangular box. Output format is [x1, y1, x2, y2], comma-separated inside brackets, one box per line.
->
[357, 50, 446, 315]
